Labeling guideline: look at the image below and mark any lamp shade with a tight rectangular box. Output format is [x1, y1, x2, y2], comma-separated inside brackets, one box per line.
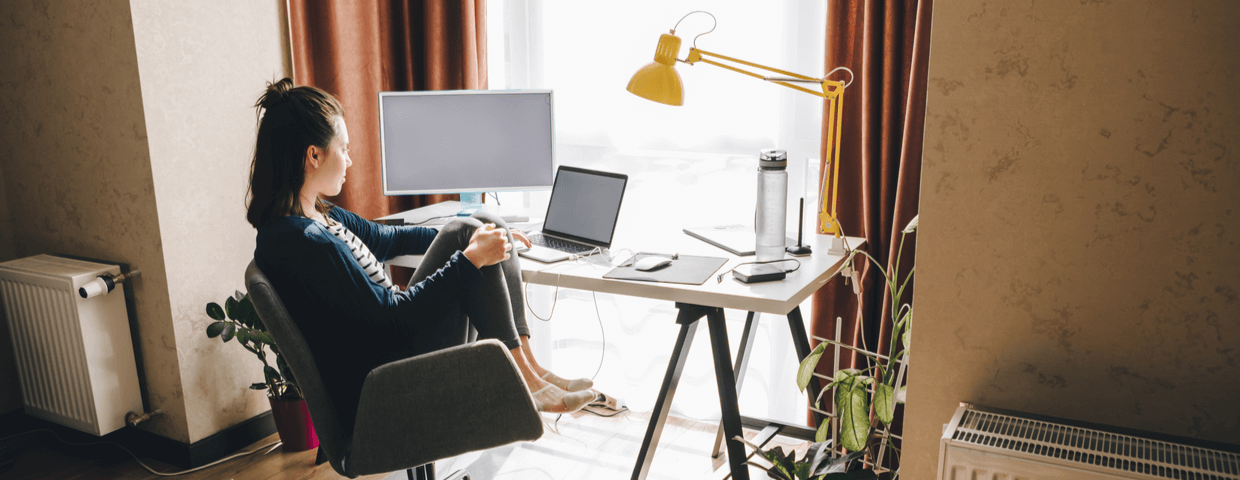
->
[627, 33, 684, 106]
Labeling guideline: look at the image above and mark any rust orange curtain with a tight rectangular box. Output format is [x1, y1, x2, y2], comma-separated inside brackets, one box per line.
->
[810, 0, 931, 426]
[288, 0, 487, 221]
[288, 0, 487, 286]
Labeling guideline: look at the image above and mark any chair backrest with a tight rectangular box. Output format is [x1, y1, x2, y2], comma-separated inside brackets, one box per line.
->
[245, 260, 350, 473]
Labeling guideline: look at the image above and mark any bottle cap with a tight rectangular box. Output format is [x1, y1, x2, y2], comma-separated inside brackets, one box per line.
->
[759, 149, 787, 170]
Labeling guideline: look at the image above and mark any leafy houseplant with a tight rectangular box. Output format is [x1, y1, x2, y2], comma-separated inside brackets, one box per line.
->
[205, 290, 301, 401]
[205, 290, 318, 451]
[740, 216, 917, 480]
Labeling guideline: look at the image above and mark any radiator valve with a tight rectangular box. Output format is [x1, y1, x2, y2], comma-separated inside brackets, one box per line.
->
[79, 270, 142, 299]
[125, 408, 163, 427]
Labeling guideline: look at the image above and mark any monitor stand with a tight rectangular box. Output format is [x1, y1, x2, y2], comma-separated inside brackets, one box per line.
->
[457, 192, 483, 217]
[455, 194, 531, 223]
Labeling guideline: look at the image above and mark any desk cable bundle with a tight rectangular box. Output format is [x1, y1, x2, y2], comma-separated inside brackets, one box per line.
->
[520, 247, 635, 422]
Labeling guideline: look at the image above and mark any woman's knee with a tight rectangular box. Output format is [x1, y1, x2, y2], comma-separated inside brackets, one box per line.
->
[440, 217, 483, 245]
[471, 210, 507, 229]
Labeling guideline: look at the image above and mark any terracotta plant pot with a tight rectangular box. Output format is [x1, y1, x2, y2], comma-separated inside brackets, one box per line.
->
[269, 397, 319, 451]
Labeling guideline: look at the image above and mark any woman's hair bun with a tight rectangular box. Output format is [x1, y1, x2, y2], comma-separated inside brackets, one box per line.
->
[259, 78, 296, 110]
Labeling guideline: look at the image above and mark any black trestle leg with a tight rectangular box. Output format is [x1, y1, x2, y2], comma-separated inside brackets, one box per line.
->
[713, 311, 761, 458]
[706, 307, 750, 480]
[631, 304, 704, 480]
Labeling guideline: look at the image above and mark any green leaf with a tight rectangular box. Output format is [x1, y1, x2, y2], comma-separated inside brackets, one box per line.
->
[249, 382, 268, 390]
[206, 321, 226, 338]
[206, 302, 225, 321]
[221, 323, 236, 343]
[793, 461, 813, 480]
[235, 329, 250, 344]
[760, 446, 797, 480]
[835, 377, 869, 452]
[805, 441, 833, 477]
[815, 418, 830, 443]
[276, 354, 296, 387]
[264, 365, 281, 383]
[875, 383, 895, 425]
[237, 296, 255, 328]
[797, 342, 827, 392]
[225, 296, 239, 321]
[813, 449, 866, 477]
[233, 290, 246, 302]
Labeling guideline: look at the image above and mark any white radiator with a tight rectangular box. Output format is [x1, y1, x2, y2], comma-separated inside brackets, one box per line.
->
[0, 254, 142, 436]
[940, 404, 1240, 480]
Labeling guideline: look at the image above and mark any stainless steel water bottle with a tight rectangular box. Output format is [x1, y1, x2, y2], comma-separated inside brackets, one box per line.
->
[756, 149, 788, 262]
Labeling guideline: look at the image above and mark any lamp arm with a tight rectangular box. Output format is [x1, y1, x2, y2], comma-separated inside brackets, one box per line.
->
[686, 48, 846, 99]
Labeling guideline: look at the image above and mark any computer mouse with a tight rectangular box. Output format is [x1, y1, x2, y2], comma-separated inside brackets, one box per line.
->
[634, 257, 672, 271]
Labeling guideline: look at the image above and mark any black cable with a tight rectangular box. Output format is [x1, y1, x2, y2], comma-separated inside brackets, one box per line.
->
[0, 429, 281, 476]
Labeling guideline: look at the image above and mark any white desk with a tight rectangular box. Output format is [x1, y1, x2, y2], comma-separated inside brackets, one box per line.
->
[380, 201, 863, 480]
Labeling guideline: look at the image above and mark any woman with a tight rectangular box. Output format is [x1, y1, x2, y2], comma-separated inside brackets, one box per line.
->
[247, 78, 593, 429]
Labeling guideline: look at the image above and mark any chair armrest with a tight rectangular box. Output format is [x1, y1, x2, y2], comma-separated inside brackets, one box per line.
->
[345, 340, 543, 476]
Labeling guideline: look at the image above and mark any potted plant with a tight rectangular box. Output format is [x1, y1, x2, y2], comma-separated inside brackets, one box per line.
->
[739, 216, 917, 479]
[205, 290, 318, 451]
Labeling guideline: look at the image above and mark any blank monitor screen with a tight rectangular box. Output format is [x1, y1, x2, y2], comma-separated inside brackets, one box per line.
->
[379, 90, 555, 195]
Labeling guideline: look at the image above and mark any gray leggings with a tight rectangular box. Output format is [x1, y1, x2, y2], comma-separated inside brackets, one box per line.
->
[403, 211, 529, 355]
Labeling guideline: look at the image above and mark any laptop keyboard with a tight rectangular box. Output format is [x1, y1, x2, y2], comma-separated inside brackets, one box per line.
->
[527, 233, 596, 254]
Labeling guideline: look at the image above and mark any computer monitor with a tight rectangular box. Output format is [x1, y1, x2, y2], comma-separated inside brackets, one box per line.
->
[378, 90, 556, 205]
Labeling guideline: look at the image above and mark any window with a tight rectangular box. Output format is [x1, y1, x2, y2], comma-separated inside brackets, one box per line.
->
[489, 1, 826, 426]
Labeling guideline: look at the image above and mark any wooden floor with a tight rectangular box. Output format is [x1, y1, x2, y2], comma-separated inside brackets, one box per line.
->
[1, 410, 805, 480]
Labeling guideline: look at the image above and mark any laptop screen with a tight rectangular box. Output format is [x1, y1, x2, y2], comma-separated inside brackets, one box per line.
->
[542, 166, 627, 247]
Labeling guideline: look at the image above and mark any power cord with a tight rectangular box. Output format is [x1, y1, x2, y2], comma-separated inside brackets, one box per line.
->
[522, 248, 633, 427]
[0, 429, 282, 476]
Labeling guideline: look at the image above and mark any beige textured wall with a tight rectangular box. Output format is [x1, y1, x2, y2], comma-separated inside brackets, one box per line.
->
[0, 160, 21, 414]
[906, 1, 1240, 478]
[129, 0, 288, 443]
[0, 0, 186, 439]
[1, 0, 289, 444]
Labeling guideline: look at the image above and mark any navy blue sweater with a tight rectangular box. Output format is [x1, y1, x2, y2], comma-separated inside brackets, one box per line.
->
[254, 206, 480, 434]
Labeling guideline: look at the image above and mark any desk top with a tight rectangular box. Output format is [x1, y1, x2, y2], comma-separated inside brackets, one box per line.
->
[375, 201, 540, 228]
[382, 200, 864, 315]
[519, 232, 863, 316]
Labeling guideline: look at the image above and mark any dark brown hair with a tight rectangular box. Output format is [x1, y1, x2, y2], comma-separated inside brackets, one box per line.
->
[246, 78, 344, 228]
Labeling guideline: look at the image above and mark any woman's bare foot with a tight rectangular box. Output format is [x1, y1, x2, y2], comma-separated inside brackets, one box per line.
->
[520, 336, 594, 392]
[540, 371, 594, 392]
[511, 344, 592, 413]
[530, 384, 593, 414]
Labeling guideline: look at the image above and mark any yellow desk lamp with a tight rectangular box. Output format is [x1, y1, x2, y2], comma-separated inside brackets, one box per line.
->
[627, 11, 852, 237]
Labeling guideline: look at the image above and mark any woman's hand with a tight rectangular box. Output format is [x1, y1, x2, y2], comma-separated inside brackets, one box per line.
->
[462, 223, 511, 268]
[511, 229, 532, 249]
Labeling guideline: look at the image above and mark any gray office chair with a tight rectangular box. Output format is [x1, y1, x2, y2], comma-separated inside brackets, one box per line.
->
[245, 261, 543, 479]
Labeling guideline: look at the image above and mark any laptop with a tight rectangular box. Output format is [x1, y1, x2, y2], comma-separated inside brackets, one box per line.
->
[519, 166, 628, 263]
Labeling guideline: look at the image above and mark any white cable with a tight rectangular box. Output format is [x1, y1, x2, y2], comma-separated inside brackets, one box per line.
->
[589, 291, 607, 382]
[0, 429, 282, 476]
